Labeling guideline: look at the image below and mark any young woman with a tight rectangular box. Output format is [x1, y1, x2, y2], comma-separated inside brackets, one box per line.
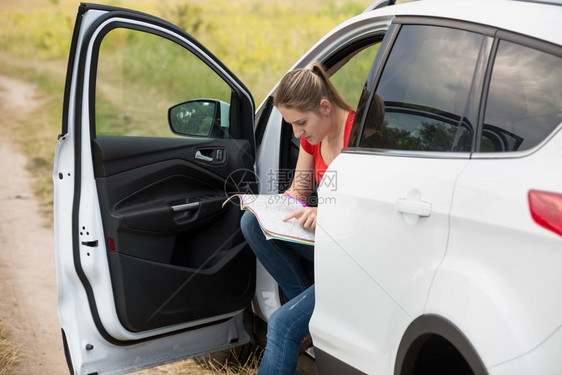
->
[241, 62, 355, 375]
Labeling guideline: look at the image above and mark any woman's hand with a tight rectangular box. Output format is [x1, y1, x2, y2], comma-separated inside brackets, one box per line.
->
[283, 207, 317, 230]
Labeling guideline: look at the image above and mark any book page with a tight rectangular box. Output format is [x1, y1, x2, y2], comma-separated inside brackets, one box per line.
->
[240, 194, 315, 245]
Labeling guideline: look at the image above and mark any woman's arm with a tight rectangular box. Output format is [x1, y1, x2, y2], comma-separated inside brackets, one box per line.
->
[284, 145, 315, 203]
[282, 145, 318, 229]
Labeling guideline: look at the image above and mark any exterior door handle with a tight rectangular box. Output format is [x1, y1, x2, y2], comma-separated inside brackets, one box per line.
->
[395, 198, 432, 217]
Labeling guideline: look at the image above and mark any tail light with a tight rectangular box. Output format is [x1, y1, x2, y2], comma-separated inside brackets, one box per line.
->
[528, 190, 562, 237]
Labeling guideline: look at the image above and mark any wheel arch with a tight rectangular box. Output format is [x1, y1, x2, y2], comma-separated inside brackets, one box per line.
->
[395, 314, 487, 375]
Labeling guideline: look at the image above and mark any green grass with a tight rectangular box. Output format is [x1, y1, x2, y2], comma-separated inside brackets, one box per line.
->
[0, 0, 373, 100]
[0, 0, 373, 216]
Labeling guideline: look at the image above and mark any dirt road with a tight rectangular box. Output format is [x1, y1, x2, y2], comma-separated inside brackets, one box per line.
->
[0, 76, 67, 373]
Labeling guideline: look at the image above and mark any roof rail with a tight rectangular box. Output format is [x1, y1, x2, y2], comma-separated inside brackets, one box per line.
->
[362, 0, 397, 14]
[513, 0, 562, 5]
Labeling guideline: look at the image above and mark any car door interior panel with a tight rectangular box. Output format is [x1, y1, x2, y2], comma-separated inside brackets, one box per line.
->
[92, 135, 255, 332]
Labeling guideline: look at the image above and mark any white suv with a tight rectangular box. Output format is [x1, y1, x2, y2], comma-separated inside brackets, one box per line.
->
[54, 1, 562, 374]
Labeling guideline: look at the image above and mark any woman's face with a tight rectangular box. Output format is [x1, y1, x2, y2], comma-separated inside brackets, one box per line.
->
[278, 103, 331, 145]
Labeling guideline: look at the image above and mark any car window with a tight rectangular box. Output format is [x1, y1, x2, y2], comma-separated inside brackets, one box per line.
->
[481, 40, 562, 152]
[95, 27, 233, 138]
[330, 43, 381, 110]
[360, 25, 489, 152]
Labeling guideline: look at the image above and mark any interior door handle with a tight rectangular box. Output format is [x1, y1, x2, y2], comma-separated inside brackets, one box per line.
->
[195, 150, 214, 162]
[395, 199, 432, 217]
[171, 202, 200, 212]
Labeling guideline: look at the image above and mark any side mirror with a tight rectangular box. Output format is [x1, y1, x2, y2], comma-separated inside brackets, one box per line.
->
[168, 99, 230, 138]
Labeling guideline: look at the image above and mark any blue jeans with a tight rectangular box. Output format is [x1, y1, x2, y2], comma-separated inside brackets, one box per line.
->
[240, 211, 314, 375]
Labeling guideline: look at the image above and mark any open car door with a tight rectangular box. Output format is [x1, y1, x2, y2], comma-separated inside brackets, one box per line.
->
[54, 4, 256, 374]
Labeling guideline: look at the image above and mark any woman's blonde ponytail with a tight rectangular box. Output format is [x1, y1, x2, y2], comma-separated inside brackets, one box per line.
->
[274, 62, 350, 113]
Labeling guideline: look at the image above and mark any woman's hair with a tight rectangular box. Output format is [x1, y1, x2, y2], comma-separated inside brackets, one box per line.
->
[273, 62, 351, 113]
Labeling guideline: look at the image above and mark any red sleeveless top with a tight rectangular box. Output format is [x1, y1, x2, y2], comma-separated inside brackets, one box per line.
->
[300, 110, 355, 184]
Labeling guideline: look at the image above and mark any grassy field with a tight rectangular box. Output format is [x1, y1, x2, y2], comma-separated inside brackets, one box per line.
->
[1, 0, 371, 98]
[0, 0, 373, 211]
[0, 0, 373, 373]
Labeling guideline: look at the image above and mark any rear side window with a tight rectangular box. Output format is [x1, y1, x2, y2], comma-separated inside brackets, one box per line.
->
[481, 40, 562, 152]
[360, 25, 488, 152]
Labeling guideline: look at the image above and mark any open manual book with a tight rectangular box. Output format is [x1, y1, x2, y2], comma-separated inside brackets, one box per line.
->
[223, 193, 315, 245]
